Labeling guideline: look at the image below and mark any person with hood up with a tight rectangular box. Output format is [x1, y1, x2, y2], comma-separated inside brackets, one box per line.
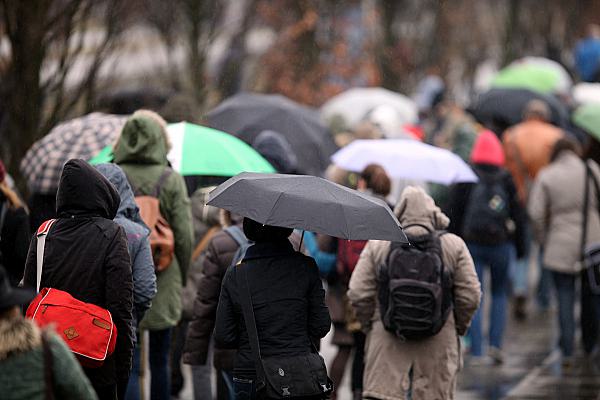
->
[446, 130, 527, 365]
[23, 159, 134, 400]
[95, 163, 157, 329]
[113, 110, 193, 400]
[252, 130, 299, 174]
[348, 186, 481, 400]
[528, 138, 600, 365]
[214, 218, 331, 400]
[0, 265, 98, 400]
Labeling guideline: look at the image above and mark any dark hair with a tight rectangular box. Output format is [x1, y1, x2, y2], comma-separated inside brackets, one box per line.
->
[242, 218, 293, 242]
[360, 164, 391, 197]
[550, 138, 582, 162]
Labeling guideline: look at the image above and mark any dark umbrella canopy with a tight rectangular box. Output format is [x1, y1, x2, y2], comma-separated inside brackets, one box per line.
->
[468, 88, 568, 135]
[206, 93, 338, 176]
[207, 172, 407, 242]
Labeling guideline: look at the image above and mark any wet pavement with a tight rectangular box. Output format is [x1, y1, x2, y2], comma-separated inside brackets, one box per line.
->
[174, 300, 600, 400]
[457, 303, 600, 400]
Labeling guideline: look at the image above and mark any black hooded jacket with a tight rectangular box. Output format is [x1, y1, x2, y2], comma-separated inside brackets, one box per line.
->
[23, 159, 134, 388]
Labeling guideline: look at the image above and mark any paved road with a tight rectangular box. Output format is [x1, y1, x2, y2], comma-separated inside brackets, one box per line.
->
[172, 301, 600, 400]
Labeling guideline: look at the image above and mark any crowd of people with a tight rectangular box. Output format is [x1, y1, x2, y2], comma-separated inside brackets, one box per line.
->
[2, 41, 600, 400]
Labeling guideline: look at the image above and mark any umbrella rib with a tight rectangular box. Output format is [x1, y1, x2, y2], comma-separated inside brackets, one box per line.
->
[264, 190, 286, 225]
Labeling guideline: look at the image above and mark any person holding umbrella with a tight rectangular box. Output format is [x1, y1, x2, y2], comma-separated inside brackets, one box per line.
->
[208, 172, 406, 399]
[214, 218, 331, 399]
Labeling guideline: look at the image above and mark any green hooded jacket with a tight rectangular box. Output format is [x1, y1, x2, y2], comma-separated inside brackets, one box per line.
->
[114, 113, 193, 330]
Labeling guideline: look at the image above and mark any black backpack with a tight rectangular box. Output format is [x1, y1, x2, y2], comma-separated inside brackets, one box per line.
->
[461, 171, 511, 245]
[377, 226, 453, 341]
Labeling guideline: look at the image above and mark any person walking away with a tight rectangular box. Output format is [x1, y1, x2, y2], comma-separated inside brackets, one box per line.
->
[95, 163, 157, 331]
[22, 159, 134, 399]
[575, 24, 600, 82]
[183, 210, 245, 400]
[214, 218, 331, 400]
[503, 100, 564, 317]
[330, 164, 391, 400]
[0, 265, 98, 400]
[0, 159, 30, 286]
[528, 138, 600, 366]
[348, 186, 480, 400]
[113, 110, 193, 400]
[446, 130, 527, 364]
[174, 188, 222, 400]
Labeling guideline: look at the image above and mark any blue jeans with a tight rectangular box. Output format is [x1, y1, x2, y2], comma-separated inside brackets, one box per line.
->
[233, 377, 256, 400]
[537, 248, 553, 309]
[509, 245, 528, 296]
[467, 242, 511, 356]
[552, 271, 576, 356]
[125, 328, 173, 400]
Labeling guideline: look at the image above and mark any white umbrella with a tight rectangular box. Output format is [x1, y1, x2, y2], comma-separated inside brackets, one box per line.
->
[573, 82, 600, 105]
[320, 87, 418, 135]
[331, 139, 478, 185]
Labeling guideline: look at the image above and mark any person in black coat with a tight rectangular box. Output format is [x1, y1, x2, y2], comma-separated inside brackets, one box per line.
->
[23, 159, 134, 400]
[214, 218, 331, 399]
[0, 159, 30, 286]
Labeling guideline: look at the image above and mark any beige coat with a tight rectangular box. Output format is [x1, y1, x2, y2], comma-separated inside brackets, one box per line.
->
[348, 186, 481, 400]
[528, 151, 600, 274]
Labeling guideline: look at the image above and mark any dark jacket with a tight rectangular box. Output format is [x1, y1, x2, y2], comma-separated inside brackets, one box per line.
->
[183, 225, 242, 370]
[0, 199, 30, 286]
[95, 163, 157, 327]
[445, 164, 528, 257]
[214, 240, 331, 378]
[23, 159, 134, 388]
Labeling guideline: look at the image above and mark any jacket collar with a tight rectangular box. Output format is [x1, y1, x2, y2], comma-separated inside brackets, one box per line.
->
[0, 317, 41, 360]
[243, 239, 295, 261]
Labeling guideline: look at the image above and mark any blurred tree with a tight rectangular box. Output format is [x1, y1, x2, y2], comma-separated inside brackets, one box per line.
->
[0, 0, 127, 188]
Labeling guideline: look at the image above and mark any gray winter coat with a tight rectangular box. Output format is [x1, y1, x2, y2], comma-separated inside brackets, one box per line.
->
[96, 163, 157, 325]
[528, 151, 600, 273]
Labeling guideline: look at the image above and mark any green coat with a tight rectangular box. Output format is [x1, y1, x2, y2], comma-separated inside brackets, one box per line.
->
[0, 318, 97, 400]
[114, 115, 193, 330]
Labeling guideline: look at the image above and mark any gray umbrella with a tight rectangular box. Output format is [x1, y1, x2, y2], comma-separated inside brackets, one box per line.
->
[208, 172, 407, 242]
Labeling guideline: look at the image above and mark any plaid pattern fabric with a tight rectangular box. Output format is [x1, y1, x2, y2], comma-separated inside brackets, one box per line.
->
[20, 113, 127, 194]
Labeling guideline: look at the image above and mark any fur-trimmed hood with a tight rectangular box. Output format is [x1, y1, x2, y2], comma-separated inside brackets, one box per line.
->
[0, 317, 41, 360]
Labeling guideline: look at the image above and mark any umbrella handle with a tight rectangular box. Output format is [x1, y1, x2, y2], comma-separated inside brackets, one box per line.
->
[298, 230, 305, 252]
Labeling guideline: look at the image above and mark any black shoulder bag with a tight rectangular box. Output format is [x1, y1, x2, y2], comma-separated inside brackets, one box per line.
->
[236, 263, 333, 399]
[581, 161, 600, 294]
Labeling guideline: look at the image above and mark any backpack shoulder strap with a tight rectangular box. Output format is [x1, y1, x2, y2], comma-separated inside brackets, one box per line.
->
[153, 168, 173, 198]
[224, 225, 247, 247]
[36, 219, 57, 292]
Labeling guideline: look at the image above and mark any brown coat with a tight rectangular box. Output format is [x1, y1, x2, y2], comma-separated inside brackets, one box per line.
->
[348, 187, 481, 400]
[503, 120, 563, 204]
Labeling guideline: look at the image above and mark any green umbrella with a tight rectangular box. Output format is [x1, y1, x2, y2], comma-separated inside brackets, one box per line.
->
[90, 122, 276, 176]
[492, 64, 561, 95]
[573, 103, 600, 141]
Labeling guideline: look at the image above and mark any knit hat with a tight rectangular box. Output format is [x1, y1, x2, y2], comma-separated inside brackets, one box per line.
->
[470, 130, 505, 166]
[242, 218, 293, 243]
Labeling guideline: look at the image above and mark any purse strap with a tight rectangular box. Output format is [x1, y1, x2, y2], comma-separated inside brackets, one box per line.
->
[581, 162, 600, 260]
[236, 264, 267, 389]
[36, 219, 57, 292]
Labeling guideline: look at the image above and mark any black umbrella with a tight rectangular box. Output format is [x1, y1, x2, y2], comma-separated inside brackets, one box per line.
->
[207, 172, 407, 242]
[467, 88, 569, 135]
[206, 93, 338, 176]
